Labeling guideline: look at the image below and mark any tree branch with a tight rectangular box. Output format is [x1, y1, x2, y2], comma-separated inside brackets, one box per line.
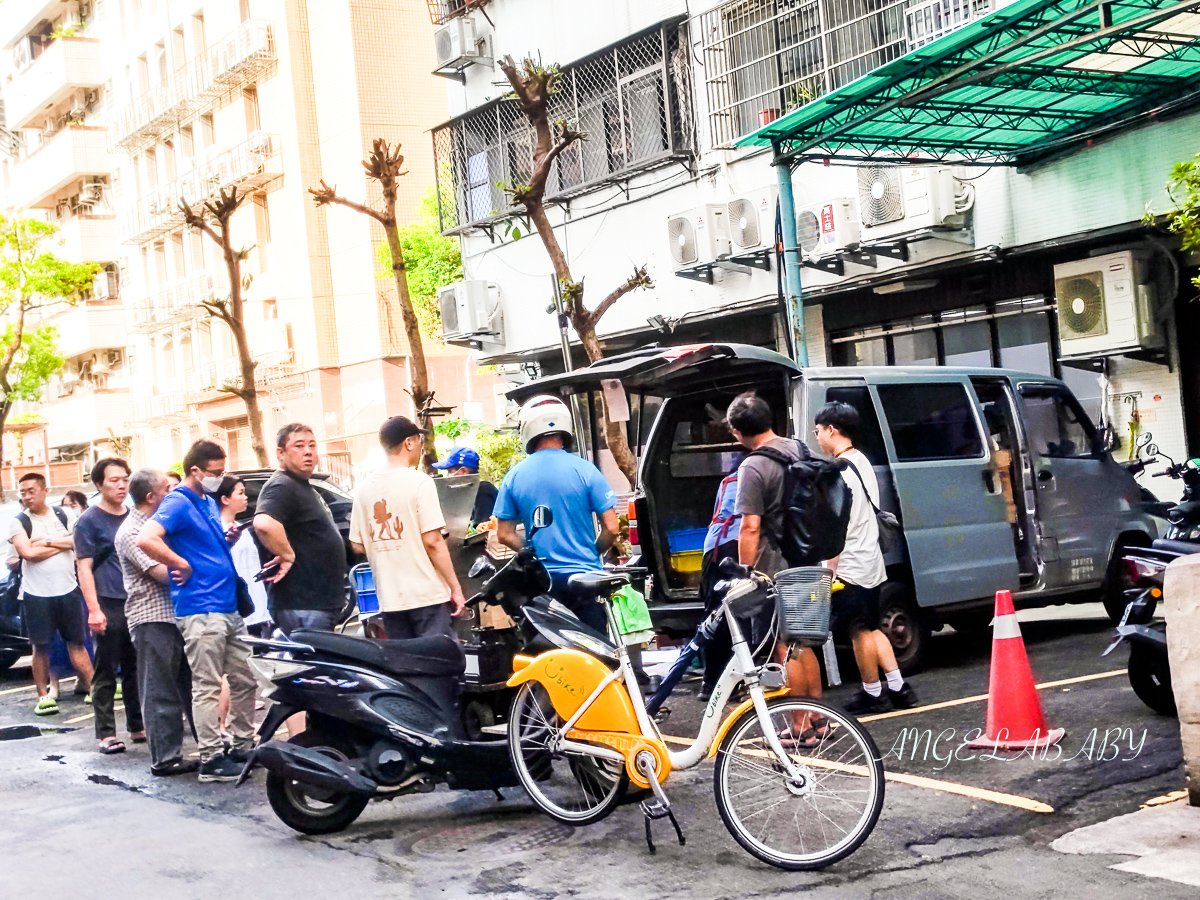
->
[585, 266, 653, 329]
[308, 179, 388, 225]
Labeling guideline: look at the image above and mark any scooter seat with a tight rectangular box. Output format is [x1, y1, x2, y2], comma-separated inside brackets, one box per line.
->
[1151, 539, 1200, 556]
[567, 571, 629, 600]
[291, 630, 466, 677]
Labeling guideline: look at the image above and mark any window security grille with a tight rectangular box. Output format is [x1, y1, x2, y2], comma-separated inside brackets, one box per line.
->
[431, 21, 694, 233]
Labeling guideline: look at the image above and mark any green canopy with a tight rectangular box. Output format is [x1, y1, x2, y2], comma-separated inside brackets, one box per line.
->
[736, 0, 1200, 166]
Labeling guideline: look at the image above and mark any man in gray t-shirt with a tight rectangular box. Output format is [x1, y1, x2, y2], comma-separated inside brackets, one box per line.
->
[727, 392, 824, 746]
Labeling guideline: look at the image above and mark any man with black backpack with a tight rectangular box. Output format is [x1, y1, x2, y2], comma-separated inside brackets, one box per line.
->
[9, 472, 94, 717]
[727, 393, 826, 732]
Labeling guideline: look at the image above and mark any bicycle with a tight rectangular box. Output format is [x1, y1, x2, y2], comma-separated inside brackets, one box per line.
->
[506, 564, 886, 870]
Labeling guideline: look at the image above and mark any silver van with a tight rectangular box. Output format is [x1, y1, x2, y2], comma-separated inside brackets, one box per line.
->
[509, 343, 1161, 670]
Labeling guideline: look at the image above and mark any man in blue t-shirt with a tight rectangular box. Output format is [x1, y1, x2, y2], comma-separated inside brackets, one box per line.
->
[495, 396, 618, 632]
[137, 440, 257, 783]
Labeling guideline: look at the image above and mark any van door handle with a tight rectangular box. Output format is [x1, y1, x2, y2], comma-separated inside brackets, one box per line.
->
[1036, 469, 1054, 482]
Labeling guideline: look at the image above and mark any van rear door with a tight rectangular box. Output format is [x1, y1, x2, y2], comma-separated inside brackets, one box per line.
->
[872, 376, 1021, 608]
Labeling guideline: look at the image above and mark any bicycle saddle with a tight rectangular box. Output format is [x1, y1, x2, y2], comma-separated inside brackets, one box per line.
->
[568, 571, 629, 600]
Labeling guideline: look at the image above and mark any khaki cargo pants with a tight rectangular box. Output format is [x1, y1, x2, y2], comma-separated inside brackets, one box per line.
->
[177, 612, 257, 763]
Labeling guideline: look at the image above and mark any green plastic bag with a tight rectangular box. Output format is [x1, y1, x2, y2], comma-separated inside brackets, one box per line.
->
[612, 585, 654, 645]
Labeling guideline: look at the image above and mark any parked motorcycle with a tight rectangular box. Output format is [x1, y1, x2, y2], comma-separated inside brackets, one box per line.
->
[238, 506, 619, 834]
[1104, 445, 1200, 717]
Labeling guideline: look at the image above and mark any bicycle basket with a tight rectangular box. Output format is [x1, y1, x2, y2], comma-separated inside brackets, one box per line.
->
[774, 567, 833, 645]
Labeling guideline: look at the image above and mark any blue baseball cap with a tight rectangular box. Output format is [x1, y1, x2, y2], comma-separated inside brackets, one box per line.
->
[432, 447, 480, 470]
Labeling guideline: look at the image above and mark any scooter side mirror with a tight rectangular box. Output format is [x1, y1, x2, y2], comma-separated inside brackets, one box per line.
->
[1145, 443, 1159, 458]
[468, 556, 496, 579]
[529, 505, 553, 537]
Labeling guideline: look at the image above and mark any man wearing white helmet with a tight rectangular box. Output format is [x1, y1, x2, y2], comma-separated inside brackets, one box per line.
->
[495, 396, 619, 632]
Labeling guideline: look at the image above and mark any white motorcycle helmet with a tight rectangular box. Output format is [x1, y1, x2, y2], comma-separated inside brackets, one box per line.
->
[518, 395, 575, 454]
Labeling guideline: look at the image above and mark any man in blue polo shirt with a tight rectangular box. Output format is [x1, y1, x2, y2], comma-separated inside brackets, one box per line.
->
[495, 396, 618, 632]
[137, 440, 256, 783]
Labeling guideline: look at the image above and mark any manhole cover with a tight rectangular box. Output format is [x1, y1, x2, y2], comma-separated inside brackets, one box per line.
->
[408, 819, 575, 861]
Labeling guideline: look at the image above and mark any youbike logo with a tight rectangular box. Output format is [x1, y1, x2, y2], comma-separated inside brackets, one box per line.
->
[543, 659, 583, 697]
[884, 726, 1149, 771]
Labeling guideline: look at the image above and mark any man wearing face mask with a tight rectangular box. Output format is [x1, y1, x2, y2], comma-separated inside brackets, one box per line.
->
[136, 440, 257, 783]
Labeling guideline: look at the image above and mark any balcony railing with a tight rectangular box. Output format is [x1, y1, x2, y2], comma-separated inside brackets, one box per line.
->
[186, 350, 299, 399]
[119, 132, 281, 244]
[132, 391, 192, 425]
[110, 19, 275, 154]
[11, 125, 111, 209]
[131, 274, 216, 333]
[4, 37, 104, 130]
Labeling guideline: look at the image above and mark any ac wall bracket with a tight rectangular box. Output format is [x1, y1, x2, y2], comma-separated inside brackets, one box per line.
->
[851, 240, 910, 264]
[801, 256, 845, 276]
[728, 249, 772, 272]
[675, 265, 714, 285]
[713, 260, 757, 276]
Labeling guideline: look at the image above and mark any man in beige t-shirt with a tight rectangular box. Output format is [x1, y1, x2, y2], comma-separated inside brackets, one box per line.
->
[350, 416, 466, 640]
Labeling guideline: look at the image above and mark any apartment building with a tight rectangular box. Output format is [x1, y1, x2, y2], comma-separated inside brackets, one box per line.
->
[0, 0, 125, 484]
[431, 0, 1198, 493]
[2, 0, 497, 479]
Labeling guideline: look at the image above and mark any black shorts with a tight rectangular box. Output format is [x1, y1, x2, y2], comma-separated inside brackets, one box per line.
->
[22, 589, 87, 648]
[830, 582, 882, 641]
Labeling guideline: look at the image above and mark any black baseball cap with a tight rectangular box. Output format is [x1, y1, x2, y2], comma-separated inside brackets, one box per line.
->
[379, 416, 429, 448]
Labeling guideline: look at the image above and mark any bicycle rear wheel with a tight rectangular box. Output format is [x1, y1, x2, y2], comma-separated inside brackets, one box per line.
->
[508, 682, 628, 825]
[713, 698, 884, 870]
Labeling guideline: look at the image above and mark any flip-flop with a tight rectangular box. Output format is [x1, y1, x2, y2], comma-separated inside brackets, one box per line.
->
[98, 738, 126, 755]
[130, 731, 147, 744]
[34, 696, 59, 717]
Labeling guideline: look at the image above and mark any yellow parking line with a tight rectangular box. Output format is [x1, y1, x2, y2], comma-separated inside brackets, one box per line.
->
[1142, 790, 1189, 808]
[0, 677, 77, 697]
[660, 734, 1053, 813]
[64, 703, 122, 725]
[857, 669, 1126, 724]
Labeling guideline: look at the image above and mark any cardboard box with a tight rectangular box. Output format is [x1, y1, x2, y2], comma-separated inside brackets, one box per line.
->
[476, 602, 514, 630]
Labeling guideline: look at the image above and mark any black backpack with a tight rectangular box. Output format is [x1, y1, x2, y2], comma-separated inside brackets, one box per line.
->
[749, 444, 852, 567]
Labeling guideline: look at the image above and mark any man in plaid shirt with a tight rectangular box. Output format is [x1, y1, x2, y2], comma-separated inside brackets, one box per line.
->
[116, 469, 196, 777]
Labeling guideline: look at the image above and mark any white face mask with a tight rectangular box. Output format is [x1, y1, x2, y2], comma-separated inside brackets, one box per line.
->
[199, 474, 224, 493]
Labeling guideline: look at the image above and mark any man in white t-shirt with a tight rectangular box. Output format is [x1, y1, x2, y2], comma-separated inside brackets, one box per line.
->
[350, 416, 466, 640]
[10, 473, 95, 717]
[814, 402, 917, 715]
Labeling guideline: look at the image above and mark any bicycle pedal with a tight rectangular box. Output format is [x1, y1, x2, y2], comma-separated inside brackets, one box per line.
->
[652, 706, 672, 725]
[640, 798, 670, 819]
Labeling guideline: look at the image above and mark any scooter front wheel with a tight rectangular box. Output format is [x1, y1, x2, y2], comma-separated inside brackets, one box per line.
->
[1128, 643, 1177, 717]
[265, 730, 370, 835]
[508, 682, 628, 825]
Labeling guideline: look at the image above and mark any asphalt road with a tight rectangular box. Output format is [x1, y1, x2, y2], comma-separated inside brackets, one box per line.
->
[0, 602, 1191, 900]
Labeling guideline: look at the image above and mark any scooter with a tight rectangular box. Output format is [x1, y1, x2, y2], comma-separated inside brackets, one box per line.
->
[1103, 446, 1200, 716]
[238, 506, 620, 834]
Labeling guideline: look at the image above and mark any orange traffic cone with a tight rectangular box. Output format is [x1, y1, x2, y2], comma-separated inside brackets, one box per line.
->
[968, 590, 1064, 750]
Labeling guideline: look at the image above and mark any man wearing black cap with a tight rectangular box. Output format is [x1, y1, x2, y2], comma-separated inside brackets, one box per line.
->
[349, 417, 466, 640]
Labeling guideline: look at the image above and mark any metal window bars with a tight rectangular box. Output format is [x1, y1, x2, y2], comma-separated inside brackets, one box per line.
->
[118, 132, 281, 245]
[110, 20, 275, 155]
[697, 0, 922, 148]
[431, 20, 695, 234]
[131, 274, 217, 333]
[426, 0, 476, 25]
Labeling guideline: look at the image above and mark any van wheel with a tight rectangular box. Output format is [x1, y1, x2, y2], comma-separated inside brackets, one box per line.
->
[879, 582, 929, 675]
[1102, 541, 1143, 624]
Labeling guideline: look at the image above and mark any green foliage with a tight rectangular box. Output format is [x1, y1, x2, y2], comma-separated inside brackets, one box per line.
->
[1163, 154, 1200, 295]
[434, 418, 471, 440]
[51, 24, 80, 39]
[377, 187, 463, 339]
[475, 428, 523, 485]
[2, 324, 64, 405]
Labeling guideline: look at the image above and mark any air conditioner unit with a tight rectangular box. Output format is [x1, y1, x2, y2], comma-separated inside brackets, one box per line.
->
[856, 164, 963, 239]
[1054, 250, 1162, 359]
[796, 198, 860, 258]
[439, 280, 500, 342]
[434, 18, 482, 69]
[92, 270, 110, 300]
[666, 205, 730, 270]
[726, 186, 778, 253]
[79, 182, 104, 205]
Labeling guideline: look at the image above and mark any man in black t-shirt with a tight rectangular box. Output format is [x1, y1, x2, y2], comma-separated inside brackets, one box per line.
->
[252, 424, 347, 634]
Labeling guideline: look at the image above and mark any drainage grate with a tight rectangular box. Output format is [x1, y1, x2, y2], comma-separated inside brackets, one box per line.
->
[408, 818, 575, 861]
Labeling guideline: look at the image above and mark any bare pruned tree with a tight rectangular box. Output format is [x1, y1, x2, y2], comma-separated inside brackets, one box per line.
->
[498, 55, 652, 485]
[179, 187, 269, 467]
[310, 139, 438, 468]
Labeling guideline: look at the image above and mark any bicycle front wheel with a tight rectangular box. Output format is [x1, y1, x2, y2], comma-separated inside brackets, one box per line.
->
[508, 682, 628, 825]
[713, 698, 884, 870]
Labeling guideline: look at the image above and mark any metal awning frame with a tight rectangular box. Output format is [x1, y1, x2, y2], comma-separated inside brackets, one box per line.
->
[741, 0, 1200, 169]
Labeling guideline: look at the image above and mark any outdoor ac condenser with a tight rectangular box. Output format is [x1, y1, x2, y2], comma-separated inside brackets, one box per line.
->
[726, 186, 778, 254]
[796, 198, 860, 258]
[856, 164, 963, 239]
[434, 18, 482, 69]
[439, 280, 502, 345]
[1054, 250, 1162, 359]
[667, 205, 730, 270]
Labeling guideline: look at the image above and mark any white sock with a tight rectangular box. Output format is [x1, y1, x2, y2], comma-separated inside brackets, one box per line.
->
[885, 670, 904, 692]
[862, 680, 882, 697]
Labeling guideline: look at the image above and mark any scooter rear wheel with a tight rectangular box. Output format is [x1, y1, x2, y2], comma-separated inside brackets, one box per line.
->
[508, 682, 628, 825]
[265, 730, 370, 835]
[1128, 643, 1177, 717]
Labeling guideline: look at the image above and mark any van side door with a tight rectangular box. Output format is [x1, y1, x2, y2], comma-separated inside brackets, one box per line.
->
[1016, 382, 1114, 589]
[873, 377, 1021, 608]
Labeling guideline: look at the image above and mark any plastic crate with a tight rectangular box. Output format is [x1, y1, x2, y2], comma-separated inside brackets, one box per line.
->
[774, 567, 833, 645]
[670, 550, 703, 573]
[350, 563, 380, 618]
[666, 527, 707, 554]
